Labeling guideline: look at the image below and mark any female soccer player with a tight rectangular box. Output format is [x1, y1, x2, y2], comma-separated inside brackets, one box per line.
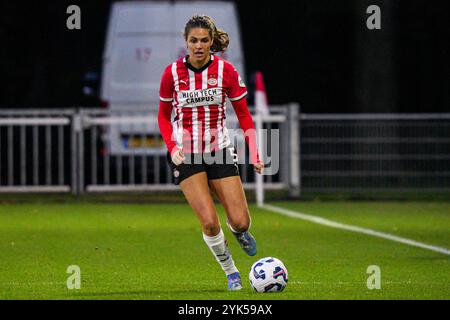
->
[158, 15, 264, 291]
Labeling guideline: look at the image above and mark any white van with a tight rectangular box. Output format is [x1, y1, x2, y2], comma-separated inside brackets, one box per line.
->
[100, 0, 245, 155]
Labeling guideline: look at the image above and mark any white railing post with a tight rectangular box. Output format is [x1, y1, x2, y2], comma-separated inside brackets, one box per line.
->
[288, 103, 300, 198]
[72, 112, 82, 195]
[255, 113, 264, 207]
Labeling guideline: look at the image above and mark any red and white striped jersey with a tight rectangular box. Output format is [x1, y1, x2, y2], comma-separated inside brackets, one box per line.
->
[159, 55, 247, 154]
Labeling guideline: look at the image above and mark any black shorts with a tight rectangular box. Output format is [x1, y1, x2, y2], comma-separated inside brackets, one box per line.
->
[166, 145, 240, 185]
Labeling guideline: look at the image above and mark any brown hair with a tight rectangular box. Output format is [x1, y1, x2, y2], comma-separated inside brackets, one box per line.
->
[184, 15, 229, 54]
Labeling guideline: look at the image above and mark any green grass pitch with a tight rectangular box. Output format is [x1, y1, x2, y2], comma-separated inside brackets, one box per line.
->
[0, 201, 449, 299]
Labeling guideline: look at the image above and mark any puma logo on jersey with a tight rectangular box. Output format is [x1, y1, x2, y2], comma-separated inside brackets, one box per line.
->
[179, 80, 188, 85]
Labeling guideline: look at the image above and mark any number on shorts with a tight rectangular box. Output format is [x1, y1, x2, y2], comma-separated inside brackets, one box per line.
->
[228, 147, 238, 166]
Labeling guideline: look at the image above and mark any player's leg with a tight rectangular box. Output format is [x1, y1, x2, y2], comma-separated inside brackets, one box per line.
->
[180, 171, 220, 236]
[208, 176, 250, 232]
[179, 172, 242, 290]
[208, 176, 257, 256]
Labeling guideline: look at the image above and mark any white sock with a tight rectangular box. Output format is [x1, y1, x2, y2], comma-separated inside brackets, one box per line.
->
[203, 229, 239, 276]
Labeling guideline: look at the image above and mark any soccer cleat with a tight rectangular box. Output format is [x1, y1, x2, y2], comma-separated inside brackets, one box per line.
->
[226, 220, 257, 256]
[232, 230, 257, 256]
[227, 272, 243, 291]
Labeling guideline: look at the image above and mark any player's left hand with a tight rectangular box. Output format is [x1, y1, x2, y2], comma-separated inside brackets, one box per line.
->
[253, 161, 264, 174]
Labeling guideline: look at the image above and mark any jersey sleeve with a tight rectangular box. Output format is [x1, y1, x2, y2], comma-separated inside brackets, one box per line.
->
[226, 63, 248, 102]
[231, 98, 260, 165]
[159, 65, 174, 102]
[158, 100, 176, 154]
[158, 65, 176, 154]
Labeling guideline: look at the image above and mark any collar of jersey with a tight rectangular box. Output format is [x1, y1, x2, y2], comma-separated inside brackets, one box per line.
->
[183, 55, 214, 73]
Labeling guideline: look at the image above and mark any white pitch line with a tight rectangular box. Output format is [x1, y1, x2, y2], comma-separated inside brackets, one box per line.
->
[262, 204, 450, 256]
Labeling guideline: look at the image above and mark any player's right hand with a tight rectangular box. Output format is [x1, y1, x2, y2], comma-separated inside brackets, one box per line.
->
[253, 161, 264, 175]
[171, 148, 185, 166]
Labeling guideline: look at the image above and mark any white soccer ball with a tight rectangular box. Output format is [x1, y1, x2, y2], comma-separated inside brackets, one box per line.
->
[249, 257, 288, 292]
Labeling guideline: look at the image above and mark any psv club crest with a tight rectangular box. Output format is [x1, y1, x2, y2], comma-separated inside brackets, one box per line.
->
[207, 76, 218, 86]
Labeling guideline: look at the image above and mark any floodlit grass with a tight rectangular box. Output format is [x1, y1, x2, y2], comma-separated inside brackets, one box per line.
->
[0, 201, 449, 299]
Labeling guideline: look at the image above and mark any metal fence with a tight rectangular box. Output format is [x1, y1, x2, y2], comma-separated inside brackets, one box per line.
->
[1, 108, 449, 195]
[0, 105, 297, 194]
[299, 113, 450, 192]
[0, 110, 75, 193]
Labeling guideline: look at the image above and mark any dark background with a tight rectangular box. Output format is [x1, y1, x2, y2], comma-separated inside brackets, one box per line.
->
[1, 0, 449, 112]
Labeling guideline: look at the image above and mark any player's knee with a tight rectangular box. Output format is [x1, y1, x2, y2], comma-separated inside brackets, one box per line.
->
[202, 220, 221, 236]
[233, 222, 250, 233]
[228, 215, 250, 233]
